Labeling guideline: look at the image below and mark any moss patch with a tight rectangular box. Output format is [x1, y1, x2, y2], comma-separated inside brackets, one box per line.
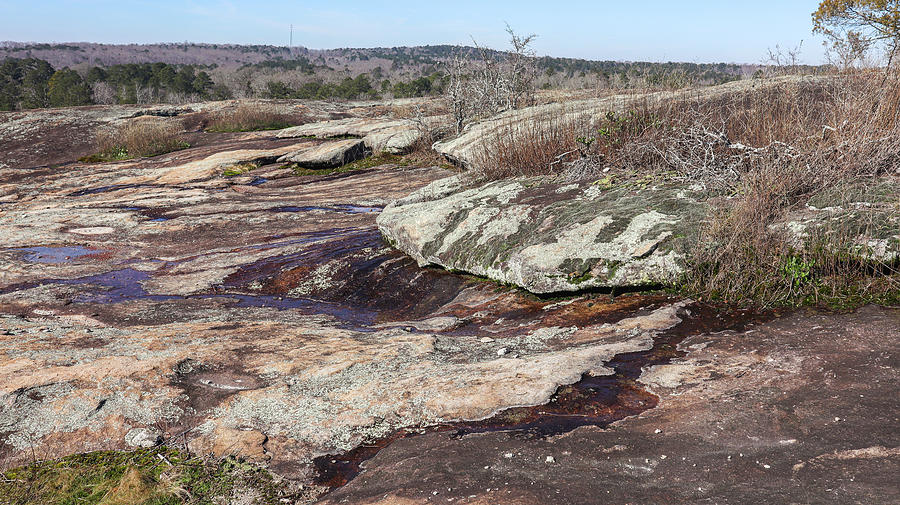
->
[0, 447, 303, 505]
[222, 162, 259, 177]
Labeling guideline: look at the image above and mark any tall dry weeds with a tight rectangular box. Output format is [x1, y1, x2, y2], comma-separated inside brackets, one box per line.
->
[474, 72, 900, 305]
[206, 105, 299, 132]
[94, 120, 187, 160]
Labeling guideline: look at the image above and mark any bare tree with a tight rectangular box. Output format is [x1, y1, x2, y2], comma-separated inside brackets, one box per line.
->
[445, 25, 538, 133]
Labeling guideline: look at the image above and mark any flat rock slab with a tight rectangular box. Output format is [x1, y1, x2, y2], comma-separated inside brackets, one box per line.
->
[0, 98, 338, 170]
[277, 138, 367, 168]
[378, 175, 708, 293]
[320, 305, 900, 505]
[276, 116, 446, 154]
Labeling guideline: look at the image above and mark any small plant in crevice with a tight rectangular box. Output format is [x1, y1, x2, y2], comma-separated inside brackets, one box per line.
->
[222, 162, 259, 177]
[781, 254, 813, 290]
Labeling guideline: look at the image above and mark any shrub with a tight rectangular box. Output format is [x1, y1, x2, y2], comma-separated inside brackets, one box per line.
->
[83, 120, 188, 162]
[445, 25, 538, 133]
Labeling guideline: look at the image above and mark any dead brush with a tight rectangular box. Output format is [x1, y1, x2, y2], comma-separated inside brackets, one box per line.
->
[206, 105, 299, 132]
[89, 119, 188, 161]
[667, 73, 900, 305]
[472, 72, 899, 305]
[469, 110, 585, 181]
[404, 104, 456, 167]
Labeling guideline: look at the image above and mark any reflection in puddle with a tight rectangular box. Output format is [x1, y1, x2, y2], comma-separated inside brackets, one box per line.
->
[5, 267, 377, 328]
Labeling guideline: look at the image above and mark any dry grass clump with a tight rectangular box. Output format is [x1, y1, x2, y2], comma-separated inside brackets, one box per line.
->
[83, 120, 188, 162]
[473, 72, 900, 306]
[469, 111, 583, 180]
[673, 74, 900, 306]
[206, 105, 299, 132]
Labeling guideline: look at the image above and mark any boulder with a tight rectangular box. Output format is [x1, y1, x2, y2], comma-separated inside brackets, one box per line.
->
[276, 116, 447, 154]
[377, 175, 708, 293]
[377, 173, 899, 293]
[277, 139, 367, 168]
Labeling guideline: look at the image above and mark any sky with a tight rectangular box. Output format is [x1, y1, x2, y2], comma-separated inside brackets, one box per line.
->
[0, 1, 829, 64]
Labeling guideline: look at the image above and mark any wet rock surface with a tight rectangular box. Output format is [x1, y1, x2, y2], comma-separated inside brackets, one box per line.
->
[0, 101, 698, 498]
[320, 305, 900, 505]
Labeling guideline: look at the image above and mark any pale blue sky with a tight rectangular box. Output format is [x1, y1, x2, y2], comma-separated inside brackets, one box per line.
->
[0, 1, 828, 64]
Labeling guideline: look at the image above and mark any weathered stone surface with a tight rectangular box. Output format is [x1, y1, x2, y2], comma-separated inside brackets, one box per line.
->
[320, 305, 900, 505]
[124, 427, 162, 448]
[277, 138, 367, 168]
[121, 143, 315, 185]
[378, 175, 708, 293]
[1, 92, 896, 505]
[0, 99, 324, 170]
[0, 107, 689, 493]
[276, 116, 446, 154]
[378, 172, 899, 292]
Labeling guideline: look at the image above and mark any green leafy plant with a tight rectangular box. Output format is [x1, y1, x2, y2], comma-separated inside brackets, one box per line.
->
[782, 255, 814, 288]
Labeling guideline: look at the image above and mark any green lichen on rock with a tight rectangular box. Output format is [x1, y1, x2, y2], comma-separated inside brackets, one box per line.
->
[377, 175, 708, 293]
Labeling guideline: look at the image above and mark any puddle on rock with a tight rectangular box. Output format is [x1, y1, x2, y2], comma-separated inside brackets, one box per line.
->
[268, 204, 382, 215]
[311, 303, 773, 489]
[15, 246, 108, 264]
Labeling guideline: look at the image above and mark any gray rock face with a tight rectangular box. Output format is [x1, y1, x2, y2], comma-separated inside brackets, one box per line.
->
[378, 172, 899, 293]
[125, 427, 162, 448]
[277, 139, 367, 168]
[276, 116, 447, 154]
[377, 176, 708, 293]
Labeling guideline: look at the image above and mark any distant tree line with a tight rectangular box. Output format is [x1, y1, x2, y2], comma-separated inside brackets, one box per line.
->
[261, 72, 446, 100]
[0, 58, 228, 110]
[2, 48, 800, 112]
[0, 58, 94, 109]
[0, 56, 450, 110]
[84, 63, 229, 103]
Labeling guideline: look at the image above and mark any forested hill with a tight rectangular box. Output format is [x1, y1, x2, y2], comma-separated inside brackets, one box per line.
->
[0, 42, 764, 81]
[1, 42, 822, 111]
